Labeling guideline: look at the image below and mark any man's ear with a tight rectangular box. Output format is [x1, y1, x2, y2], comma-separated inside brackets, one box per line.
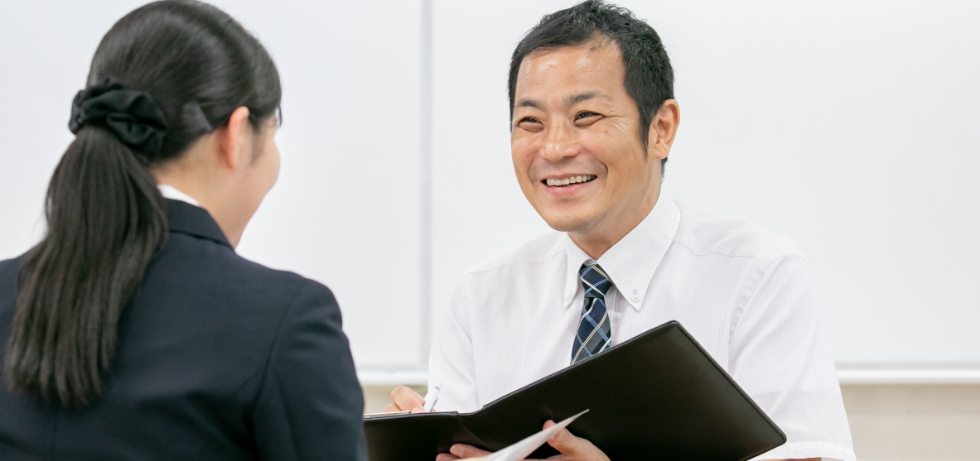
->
[646, 99, 680, 161]
[217, 106, 252, 170]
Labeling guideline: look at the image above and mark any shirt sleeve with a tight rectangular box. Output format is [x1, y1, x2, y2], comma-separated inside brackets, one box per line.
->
[729, 255, 856, 461]
[427, 277, 482, 413]
[252, 281, 367, 461]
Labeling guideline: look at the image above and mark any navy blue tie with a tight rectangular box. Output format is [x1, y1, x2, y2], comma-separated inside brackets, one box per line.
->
[571, 263, 612, 364]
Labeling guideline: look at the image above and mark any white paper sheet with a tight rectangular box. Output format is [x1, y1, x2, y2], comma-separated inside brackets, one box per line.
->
[482, 410, 589, 461]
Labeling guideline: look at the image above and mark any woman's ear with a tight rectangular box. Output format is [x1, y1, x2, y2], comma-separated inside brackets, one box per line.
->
[217, 106, 252, 170]
[646, 99, 680, 161]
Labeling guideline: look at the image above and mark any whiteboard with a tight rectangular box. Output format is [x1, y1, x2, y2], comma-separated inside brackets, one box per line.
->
[0, 1, 978, 384]
[429, 0, 980, 371]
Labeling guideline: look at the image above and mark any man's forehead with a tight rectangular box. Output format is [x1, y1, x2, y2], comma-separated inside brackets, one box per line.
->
[522, 40, 620, 71]
[526, 34, 618, 59]
[515, 42, 624, 105]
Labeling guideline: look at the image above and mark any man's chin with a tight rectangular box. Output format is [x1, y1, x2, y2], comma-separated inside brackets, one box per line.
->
[541, 212, 598, 233]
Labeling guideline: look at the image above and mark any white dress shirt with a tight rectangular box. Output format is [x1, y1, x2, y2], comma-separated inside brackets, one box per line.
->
[428, 194, 855, 461]
[158, 184, 200, 206]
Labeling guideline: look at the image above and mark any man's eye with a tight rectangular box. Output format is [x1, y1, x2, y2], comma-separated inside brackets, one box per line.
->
[576, 111, 599, 120]
[517, 116, 542, 129]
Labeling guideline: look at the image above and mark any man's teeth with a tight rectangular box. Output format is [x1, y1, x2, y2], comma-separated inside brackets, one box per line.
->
[546, 175, 597, 187]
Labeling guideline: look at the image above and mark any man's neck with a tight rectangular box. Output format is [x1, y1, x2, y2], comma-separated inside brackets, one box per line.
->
[568, 189, 661, 260]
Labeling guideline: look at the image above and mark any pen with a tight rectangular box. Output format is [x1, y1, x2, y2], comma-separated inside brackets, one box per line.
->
[423, 385, 440, 412]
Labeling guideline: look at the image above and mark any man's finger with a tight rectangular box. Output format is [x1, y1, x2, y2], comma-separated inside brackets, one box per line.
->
[544, 422, 583, 456]
[435, 453, 461, 461]
[450, 444, 491, 459]
[381, 404, 400, 413]
[544, 420, 609, 460]
[390, 386, 425, 411]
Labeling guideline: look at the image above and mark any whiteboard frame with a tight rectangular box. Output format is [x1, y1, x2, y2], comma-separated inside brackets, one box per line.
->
[357, 367, 980, 387]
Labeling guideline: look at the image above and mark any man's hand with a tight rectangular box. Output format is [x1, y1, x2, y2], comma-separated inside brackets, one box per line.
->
[382, 386, 427, 413]
[435, 420, 610, 461]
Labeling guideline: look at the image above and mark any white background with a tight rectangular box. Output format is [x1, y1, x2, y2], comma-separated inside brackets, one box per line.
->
[1, 1, 978, 382]
[0, 0, 425, 372]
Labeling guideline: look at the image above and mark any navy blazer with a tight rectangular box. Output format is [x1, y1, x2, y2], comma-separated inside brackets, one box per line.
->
[0, 200, 367, 461]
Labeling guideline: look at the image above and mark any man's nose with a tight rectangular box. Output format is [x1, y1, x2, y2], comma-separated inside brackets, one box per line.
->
[540, 121, 580, 162]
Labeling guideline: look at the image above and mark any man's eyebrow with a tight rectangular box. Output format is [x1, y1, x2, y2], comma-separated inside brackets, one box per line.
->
[566, 91, 606, 105]
[515, 92, 609, 111]
[515, 98, 543, 110]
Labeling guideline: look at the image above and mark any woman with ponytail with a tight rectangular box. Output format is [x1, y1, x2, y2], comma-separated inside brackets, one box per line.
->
[0, 2, 365, 460]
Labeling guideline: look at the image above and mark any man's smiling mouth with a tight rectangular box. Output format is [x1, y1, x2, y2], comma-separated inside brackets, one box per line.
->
[544, 175, 597, 187]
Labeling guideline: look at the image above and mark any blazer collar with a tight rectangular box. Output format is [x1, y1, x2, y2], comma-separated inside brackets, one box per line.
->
[166, 199, 233, 249]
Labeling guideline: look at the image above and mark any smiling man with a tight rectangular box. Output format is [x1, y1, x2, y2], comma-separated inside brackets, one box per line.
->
[387, 2, 855, 460]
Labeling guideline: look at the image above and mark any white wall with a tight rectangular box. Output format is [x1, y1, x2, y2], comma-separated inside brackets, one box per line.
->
[0, 0, 426, 372]
[1, 1, 977, 383]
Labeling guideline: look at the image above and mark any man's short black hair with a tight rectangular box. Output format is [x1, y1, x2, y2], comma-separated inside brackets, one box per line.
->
[508, 0, 674, 171]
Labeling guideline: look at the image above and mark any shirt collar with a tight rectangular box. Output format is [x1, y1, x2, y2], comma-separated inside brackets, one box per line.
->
[158, 184, 201, 207]
[562, 193, 680, 311]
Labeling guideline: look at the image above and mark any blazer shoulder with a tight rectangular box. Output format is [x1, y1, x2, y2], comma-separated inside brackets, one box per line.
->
[0, 253, 28, 303]
[0, 255, 22, 284]
[0, 255, 25, 327]
[142, 234, 340, 338]
[233, 255, 336, 309]
[159, 231, 314, 290]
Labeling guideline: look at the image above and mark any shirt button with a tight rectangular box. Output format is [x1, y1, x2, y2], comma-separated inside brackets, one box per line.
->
[632, 294, 640, 302]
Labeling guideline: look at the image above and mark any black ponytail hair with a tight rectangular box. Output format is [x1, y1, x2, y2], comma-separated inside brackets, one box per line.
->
[3, 0, 281, 408]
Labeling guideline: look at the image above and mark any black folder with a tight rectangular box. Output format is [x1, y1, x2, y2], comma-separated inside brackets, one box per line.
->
[363, 321, 786, 461]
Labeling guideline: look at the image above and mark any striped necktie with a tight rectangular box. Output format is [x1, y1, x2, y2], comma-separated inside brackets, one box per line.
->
[571, 263, 613, 365]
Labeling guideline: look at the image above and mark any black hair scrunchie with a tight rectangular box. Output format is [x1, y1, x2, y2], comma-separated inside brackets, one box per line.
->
[68, 77, 168, 158]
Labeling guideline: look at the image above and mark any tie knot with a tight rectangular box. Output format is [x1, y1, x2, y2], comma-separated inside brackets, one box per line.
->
[579, 263, 612, 299]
